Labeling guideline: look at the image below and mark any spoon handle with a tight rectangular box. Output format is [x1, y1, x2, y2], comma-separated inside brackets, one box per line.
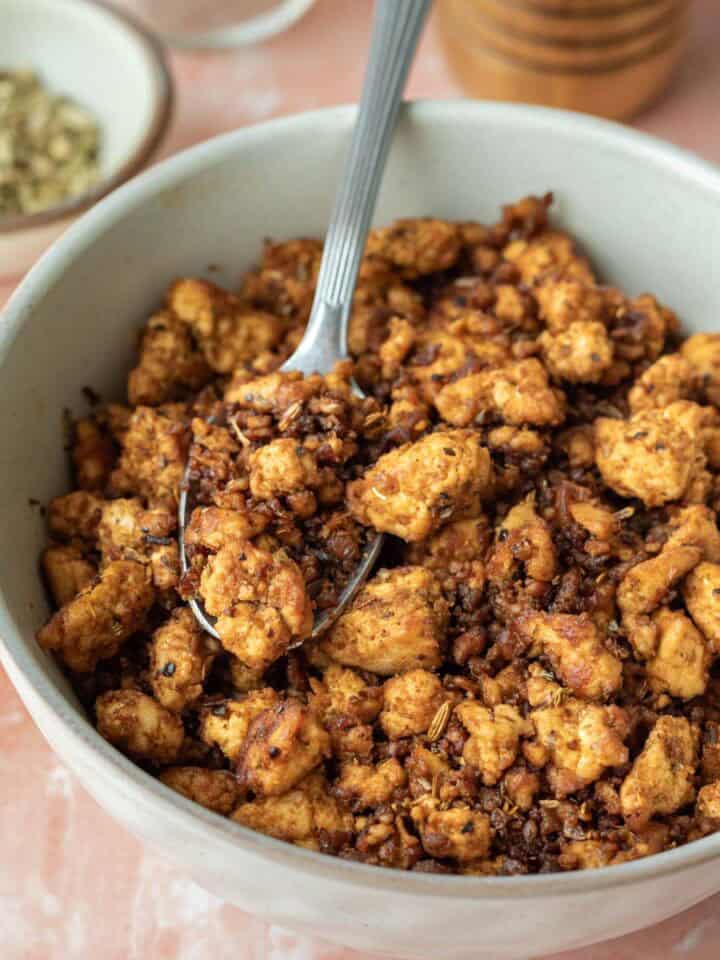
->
[282, 0, 431, 377]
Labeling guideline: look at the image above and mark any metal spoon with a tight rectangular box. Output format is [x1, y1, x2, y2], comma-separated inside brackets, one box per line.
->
[179, 0, 431, 642]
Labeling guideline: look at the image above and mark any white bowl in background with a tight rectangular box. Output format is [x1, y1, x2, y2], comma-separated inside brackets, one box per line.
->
[0, 0, 172, 278]
[1, 101, 720, 960]
[119, 0, 318, 49]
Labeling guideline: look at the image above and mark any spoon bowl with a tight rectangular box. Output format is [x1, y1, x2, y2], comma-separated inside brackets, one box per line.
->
[177, 416, 385, 643]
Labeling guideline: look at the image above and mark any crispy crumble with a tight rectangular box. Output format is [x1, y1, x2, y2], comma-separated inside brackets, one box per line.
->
[36, 194, 720, 875]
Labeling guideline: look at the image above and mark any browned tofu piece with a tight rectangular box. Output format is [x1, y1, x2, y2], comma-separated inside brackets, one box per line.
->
[558, 839, 618, 871]
[531, 668, 572, 712]
[646, 609, 710, 700]
[349, 275, 424, 358]
[478, 664, 526, 708]
[159, 766, 239, 815]
[403, 324, 496, 390]
[237, 699, 331, 797]
[334, 758, 407, 810]
[97, 497, 175, 563]
[666, 403, 719, 500]
[233, 771, 352, 849]
[681, 333, 720, 406]
[150, 607, 215, 713]
[696, 781, 720, 819]
[224, 367, 319, 409]
[348, 429, 493, 542]
[555, 425, 595, 469]
[618, 545, 702, 659]
[110, 406, 189, 505]
[487, 424, 548, 459]
[310, 664, 384, 726]
[326, 724, 374, 763]
[435, 359, 565, 429]
[380, 670, 445, 740]
[411, 797, 491, 863]
[628, 354, 697, 413]
[568, 500, 617, 543]
[41, 545, 96, 608]
[200, 689, 279, 762]
[611, 823, 672, 866]
[530, 693, 629, 797]
[503, 768, 541, 811]
[500, 194, 553, 235]
[405, 515, 488, 590]
[456, 701, 531, 786]
[96, 690, 184, 764]
[348, 819, 425, 871]
[365, 218, 462, 277]
[503, 230, 595, 285]
[72, 418, 116, 491]
[405, 743, 450, 795]
[492, 283, 536, 331]
[684, 562, 720, 654]
[308, 663, 380, 761]
[612, 293, 677, 364]
[128, 310, 211, 406]
[149, 543, 181, 593]
[534, 278, 607, 332]
[190, 415, 240, 458]
[620, 716, 698, 829]
[184, 505, 268, 552]
[48, 490, 104, 541]
[199, 540, 312, 670]
[594, 402, 706, 507]
[486, 497, 556, 584]
[539, 322, 613, 384]
[402, 329, 509, 405]
[168, 278, 283, 374]
[37, 560, 154, 673]
[240, 236, 322, 319]
[96, 496, 179, 592]
[378, 315, 416, 378]
[666, 504, 720, 560]
[517, 612, 622, 701]
[248, 438, 320, 500]
[321, 566, 448, 675]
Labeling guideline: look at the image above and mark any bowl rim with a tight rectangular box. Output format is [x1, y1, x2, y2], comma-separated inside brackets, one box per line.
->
[0, 0, 173, 235]
[3, 98, 720, 900]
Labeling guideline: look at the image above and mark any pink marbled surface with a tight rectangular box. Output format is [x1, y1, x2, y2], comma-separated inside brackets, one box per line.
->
[3, 1, 720, 957]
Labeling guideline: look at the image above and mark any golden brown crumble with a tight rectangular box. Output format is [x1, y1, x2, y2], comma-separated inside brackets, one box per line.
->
[37, 194, 720, 875]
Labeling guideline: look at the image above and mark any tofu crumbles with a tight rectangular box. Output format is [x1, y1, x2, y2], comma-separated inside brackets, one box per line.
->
[36, 193, 720, 875]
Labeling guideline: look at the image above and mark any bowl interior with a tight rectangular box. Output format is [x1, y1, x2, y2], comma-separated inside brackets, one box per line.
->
[2, 100, 720, 887]
[0, 0, 165, 181]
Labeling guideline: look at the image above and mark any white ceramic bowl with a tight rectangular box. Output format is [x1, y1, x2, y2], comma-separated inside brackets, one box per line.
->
[2, 101, 720, 960]
[122, 0, 318, 49]
[0, 0, 172, 278]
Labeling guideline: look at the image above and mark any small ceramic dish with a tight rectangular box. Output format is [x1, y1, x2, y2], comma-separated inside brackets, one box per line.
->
[0, 0, 172, 279]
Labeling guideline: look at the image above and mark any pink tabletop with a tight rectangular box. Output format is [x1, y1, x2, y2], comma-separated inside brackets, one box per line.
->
[3, 2, 720, 957]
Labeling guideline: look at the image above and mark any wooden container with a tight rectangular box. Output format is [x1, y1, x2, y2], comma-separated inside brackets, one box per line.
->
[436, 0, 689, 120]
